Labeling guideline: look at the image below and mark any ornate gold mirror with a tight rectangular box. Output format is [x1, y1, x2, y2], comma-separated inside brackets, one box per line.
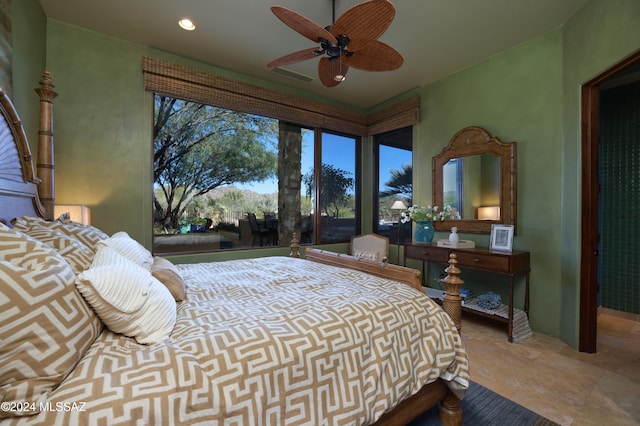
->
[432, 126, 516, 234]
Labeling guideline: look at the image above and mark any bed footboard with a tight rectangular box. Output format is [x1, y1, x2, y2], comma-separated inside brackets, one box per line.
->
[303, 248, 422, 292]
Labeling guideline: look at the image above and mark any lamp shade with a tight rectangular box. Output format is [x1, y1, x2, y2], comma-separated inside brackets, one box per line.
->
[477, 206, 500, 221]
[54, 205, 91, 225]
[390, 200, 407, 210]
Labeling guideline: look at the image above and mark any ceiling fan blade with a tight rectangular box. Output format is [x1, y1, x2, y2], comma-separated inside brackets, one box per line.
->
[345, 40, 403, 71]
[330, 0, 396, 51]
[318, 57, 349, 87]
[271, 6, 337, 44]
[267, 48, 321, 68]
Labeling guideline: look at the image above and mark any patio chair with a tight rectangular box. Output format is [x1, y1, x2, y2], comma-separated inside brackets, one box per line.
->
[248, 212, 270, 246]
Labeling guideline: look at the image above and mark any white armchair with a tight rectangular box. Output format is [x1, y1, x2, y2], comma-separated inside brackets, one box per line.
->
[350, 233, 389, 263]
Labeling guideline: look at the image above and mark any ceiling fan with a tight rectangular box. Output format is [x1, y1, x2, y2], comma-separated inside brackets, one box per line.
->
[266, 0, 403, 87]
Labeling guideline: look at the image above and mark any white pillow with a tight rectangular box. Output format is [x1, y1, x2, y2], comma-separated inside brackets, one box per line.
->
[97, 231, 154, 270]
[92, 244, 131, 267]
[76, 251, 176, 344]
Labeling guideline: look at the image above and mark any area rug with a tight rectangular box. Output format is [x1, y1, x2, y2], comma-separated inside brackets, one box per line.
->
[409, 382, 560, 426]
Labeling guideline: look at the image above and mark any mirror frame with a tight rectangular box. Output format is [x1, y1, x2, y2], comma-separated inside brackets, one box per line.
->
[432, 126, 516, 234]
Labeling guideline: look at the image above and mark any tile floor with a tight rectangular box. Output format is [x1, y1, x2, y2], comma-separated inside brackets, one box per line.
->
[460, 311, 640, 425]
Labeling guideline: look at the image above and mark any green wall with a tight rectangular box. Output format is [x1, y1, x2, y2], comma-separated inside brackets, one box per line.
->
[559, 0, 640, 347]
[44, 20, 154, 246]
[413, 30, 565, 337]
[12, 0, 640, 347]
[12, 0, 46, 152]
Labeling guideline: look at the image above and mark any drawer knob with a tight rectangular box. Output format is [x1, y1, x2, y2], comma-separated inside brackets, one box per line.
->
[473, 258, 481, 263]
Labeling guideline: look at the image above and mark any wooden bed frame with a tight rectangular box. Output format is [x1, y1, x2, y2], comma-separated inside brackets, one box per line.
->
[0, 73, 464, 425]
[296, 245, 464, 425]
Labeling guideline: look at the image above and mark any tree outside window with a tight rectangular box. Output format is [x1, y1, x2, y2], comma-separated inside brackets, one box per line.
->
[152, 95, 360, 254]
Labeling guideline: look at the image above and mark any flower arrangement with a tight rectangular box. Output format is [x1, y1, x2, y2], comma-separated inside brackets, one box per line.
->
[400, 204, 460, 223]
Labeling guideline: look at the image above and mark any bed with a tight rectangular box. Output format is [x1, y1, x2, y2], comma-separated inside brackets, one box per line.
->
[0, 74, 469, 425]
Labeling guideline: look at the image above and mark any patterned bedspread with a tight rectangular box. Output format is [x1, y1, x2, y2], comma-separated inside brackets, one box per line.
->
[4, 256, 469, 425]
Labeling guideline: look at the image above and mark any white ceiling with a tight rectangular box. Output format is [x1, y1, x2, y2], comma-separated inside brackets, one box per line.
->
[38, 0, 589, 110]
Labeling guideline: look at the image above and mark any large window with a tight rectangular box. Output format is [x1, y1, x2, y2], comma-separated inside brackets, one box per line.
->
[152, 95, 360, 254]
[374, 127, 412, 245]
[143, 58, 417, 254]
[317, 131, 359, 243]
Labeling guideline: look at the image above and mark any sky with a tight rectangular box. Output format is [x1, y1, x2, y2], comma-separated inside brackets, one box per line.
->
[236, 132, 411, 195]
[379, 144, 412, 196]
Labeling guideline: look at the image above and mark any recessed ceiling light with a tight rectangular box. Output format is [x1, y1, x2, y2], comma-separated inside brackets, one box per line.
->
[178, 18, 196, 31]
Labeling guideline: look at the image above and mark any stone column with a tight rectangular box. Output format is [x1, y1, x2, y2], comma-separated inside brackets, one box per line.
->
[277, 122, 302, 246]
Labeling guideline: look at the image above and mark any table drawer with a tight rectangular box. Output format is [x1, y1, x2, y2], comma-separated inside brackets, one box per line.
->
[455, 252, 510, 272]
[405, 245, 449, 263]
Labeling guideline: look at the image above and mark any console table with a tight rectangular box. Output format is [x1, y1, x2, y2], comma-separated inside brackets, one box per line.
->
[404, 243, 531, 342]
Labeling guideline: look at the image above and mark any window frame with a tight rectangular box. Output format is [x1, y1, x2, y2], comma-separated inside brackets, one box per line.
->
[314, 129, 362, 244]
[373, 127, 413, 244]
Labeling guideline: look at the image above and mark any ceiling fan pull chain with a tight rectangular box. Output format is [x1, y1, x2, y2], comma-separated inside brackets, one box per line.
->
[332, 0, 337, 24]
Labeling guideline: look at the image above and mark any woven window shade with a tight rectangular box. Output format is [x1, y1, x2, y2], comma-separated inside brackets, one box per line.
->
[367, 96, 420, 136]
[143, 57, 366, 135]
[143, 57, 418, 136]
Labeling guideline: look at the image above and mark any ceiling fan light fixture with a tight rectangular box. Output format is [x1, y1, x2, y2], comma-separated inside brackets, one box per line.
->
[178, 18, 196, 31]
[268, 0, 402, 87]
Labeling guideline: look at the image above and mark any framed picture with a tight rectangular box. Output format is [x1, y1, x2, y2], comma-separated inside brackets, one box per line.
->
[490, 224, 514, 252]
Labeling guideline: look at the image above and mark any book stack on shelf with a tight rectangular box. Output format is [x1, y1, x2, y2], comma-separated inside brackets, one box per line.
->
[459, 288, 473, 304]
[424, 286, 473, 304]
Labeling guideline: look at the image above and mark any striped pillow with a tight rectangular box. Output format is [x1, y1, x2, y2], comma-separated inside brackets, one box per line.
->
[0, 223, 102, 418]
[76, 247, 176, 344]
[97, 231, 154, 270]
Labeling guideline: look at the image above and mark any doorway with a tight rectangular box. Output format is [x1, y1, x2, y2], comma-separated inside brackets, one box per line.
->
[580, 50, 640, 353]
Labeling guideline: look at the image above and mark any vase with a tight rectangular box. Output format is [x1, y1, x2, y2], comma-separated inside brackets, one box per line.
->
[414, 221, 435, 243]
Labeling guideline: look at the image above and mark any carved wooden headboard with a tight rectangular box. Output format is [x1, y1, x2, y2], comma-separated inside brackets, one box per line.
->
[0, 72, 56, 225]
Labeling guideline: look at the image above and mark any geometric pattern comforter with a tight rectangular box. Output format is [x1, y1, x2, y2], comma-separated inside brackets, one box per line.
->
[4, 256, 469, 425]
